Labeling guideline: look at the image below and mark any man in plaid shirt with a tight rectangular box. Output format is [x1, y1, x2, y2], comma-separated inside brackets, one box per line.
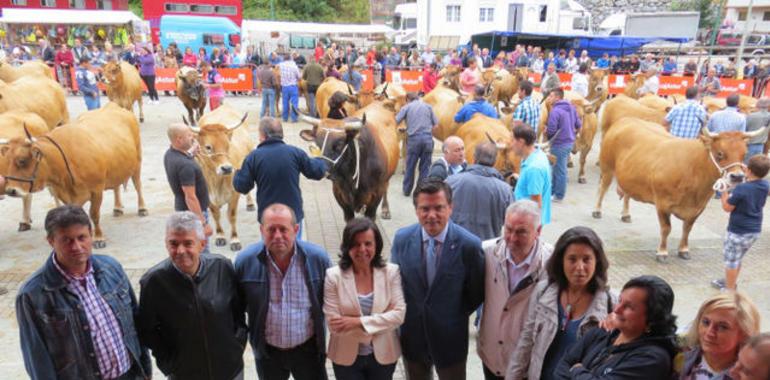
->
[512, 80, 541, 131]
[664, 86, 708, 139]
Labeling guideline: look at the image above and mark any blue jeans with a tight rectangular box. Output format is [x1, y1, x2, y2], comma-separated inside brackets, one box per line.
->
[746, 143, 765, 163]
[403, 136, 434, 195]
[261, 88, 276, 117]
[84, 94, 100, 110]
[551, 144, 573, 200]
[332, 355, 396, 380]
[282, 84, 299, 122]
[307, 90, 318, 117]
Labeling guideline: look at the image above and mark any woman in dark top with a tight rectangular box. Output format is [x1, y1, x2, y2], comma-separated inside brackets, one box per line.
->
[328, 92, 349, 119]
[554, 275, 679, 379]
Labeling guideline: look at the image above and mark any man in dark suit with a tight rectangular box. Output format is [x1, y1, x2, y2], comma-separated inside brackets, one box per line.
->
[390, 178, 485, 379]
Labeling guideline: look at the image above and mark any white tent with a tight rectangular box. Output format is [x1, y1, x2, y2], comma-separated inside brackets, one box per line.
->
[0, 8, 142, 25]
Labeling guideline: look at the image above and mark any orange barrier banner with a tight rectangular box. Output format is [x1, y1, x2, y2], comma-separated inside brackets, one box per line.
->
[386, 70, 423, 92]
[657, 76, 695, 96]
[360, 69, 375, 91]
[718, 78, 753, 97]
[217, 68, 254, 92]
[155, 68, 178, 91]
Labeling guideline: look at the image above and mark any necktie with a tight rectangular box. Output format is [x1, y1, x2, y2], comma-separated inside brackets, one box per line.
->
[426, 237, 437, 285]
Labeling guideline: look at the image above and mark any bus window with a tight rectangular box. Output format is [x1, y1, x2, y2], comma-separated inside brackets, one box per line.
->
[191, 4, 214, 14]
[406, 18, 417, 28]
[165, 3, 189, 12]
[203, 33, 225, 45]
[215, 5, 237, 15]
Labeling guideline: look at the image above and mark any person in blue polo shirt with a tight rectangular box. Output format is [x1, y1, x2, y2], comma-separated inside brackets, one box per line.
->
[75, 57, 100, 110]
[511, 123, 552, 225]
[454, 85, 498, 124]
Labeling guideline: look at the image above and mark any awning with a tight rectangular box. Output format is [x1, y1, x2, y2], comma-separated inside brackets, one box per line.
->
[0, 8, 142, 25]
[429, 35, 460, 50]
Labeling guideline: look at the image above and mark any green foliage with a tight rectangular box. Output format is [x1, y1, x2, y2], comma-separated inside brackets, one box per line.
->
[670, 0, 717, 28]
[128, 0, 143, 18]
[243, 0, 370, 23]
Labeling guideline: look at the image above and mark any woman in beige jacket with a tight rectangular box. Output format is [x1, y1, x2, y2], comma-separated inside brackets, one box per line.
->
[323, 218, 406, 380]
[506, 226, 616, 380]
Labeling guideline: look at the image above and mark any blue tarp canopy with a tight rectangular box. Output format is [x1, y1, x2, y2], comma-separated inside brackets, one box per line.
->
[470, 31, 690, 58]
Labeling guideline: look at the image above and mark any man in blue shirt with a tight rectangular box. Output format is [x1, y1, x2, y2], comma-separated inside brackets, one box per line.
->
[664, 86, 707, 139]
[342, 64, 363, 92]
[708, 94, 746, 133]
[75, 57, 100, 110]
[595, 53, 610, 69]
[511, 123, 552, 225]
[396, 92, 438, 196]
[454, 85, 498, 123]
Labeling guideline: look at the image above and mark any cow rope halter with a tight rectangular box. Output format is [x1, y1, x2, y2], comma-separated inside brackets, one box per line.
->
[4, 136, 76, 193]
[708, 150, 744, 192]
[317, 128, 361, 191]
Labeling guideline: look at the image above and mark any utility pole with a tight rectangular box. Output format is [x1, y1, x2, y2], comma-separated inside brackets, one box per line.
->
[735, 0, 754, 79]
[708, 0, 728, 56]
[270, 0, 276, 20]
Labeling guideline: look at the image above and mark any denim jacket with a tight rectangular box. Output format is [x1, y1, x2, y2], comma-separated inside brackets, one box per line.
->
[16, 254, 151, 380]
[234, 240, 332, 360]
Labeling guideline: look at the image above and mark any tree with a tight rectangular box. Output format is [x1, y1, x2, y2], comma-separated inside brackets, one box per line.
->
[670, 0, 718, 28]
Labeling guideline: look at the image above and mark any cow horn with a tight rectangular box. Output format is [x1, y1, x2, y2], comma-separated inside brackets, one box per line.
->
[181, 115, 191, 126]
[0, 138, 8, 145]
[744, 126, 767, 139]
[379, 83, 390, 98]
[23, 124, 36, 143]
[297, 110, 322, 127]
[344, 114, 366, 130]
[347, 83, 355, 95]
[228, 112, 248, 131]
[701, 127, 718, 138]
[672, 96, 678, 105]
[485, 132, 496, 144]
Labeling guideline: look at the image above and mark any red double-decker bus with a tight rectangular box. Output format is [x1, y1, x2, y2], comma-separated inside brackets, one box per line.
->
[0, 0, 128, 10]
[142, 0, 242, 44]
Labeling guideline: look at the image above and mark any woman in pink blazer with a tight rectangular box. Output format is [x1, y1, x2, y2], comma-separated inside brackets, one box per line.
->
[323, 218, 406, 379]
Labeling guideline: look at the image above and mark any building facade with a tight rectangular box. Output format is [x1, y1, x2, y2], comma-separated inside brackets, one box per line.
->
[725, 0, 770, 33]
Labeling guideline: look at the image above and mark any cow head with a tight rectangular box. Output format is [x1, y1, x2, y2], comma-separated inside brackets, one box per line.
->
[483, 132, 521, 186]
[298, 112, 366, 181]
[355, 88, 376, 109]
[185, 112, 248, 176]
[700, 127, 767, 185]
[178, 68, 204, 100]
[102, 61, 122, 85]
[0, 132, 46, 197]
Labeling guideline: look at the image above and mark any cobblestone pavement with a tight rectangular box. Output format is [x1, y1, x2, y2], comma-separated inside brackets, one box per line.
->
[1, 96, 769, 379]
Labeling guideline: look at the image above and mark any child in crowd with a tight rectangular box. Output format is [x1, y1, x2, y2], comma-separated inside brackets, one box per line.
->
[715, 154, 770, 290]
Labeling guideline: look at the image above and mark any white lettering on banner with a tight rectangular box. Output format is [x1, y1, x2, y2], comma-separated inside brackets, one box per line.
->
[391, 71, 402, 84]
[164, 32, 197, 44]
[222, 77, 244, 84]
[156, 76, 176, 84]
[614, 75, 625, 86]
[237, 73, 246, 81]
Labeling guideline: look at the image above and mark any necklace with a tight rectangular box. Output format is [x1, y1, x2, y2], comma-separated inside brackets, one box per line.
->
[562, 290, 585, 331]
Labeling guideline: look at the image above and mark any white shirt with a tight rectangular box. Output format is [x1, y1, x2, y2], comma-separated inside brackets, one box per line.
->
[571, 73, 589, 97]
[505, 243, 536, 294]
[637, 75, 660, 96]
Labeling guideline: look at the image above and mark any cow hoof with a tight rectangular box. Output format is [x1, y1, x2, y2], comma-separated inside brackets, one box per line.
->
[567, 161, 574, 168]
[621, 215, 631, 223]
[215, 237, 227, 247]
[592, 211, 602, 219]
[578, 177, 587, 184]
[246, 204, 256, 212]
[230, 241, 242, 251]
[93, 240, 107, 249]
[113, 209, 124, 217]
[655, 254, 668, 263]
[138, 209, 149, 217]
[18, 222, 31, 232]
[678, 251, 691, 260]
[381, 210, 392, 220]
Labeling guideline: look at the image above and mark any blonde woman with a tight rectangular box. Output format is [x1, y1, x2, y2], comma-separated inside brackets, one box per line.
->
[678, 292, 761, 379]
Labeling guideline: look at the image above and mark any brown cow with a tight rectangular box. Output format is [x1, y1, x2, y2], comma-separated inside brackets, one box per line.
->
[637, 94, 676, 113]
[186, 104, 255, 251]
[482, 68, 525, 108]
[103, 60, 145, 122]
[176, 67, 207, 125]
[598, 94, 667, 137]
[456, 114, 521, 180]
[2, 102, 147, 248]
[586, 68, 609, 111]
[315, 77, 361, 119]
[0, 76, 69, 129]
[298, 100, 399, 221]
[622, 73, 646, 99]
[0, 59, 53, 82]
[702, 95, 757, 115]
[593, 117, 765, 261]
[423, 82, 467, 141]
[0, 111, 50, 231]
[438, 64, 463, 92]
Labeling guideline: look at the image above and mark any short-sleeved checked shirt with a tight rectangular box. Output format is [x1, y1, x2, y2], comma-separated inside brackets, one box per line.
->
[666, 100, 708, 139]
[52, 255, 131, 379]
[513, 96, 541, 132]
[265, 249, 314, 349]
[708, 107, 747, 133]
[278, 60, 301, 87]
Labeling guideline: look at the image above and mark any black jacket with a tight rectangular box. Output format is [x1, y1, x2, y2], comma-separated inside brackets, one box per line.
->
[554, 328, 677, 379]
[428, 157, 466, 181]
[137, 254, 247, 380]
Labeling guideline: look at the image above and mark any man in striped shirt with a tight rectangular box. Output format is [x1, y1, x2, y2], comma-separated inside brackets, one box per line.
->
[664, 86, 708, 139]
[512, 80, 541, 131]
[17, 205, 150, 380]
[235, 203, 332, 379]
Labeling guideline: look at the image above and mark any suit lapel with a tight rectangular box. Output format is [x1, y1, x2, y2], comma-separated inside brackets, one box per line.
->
[340, 269, 362, 315]
[405, 227, 428, 291]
